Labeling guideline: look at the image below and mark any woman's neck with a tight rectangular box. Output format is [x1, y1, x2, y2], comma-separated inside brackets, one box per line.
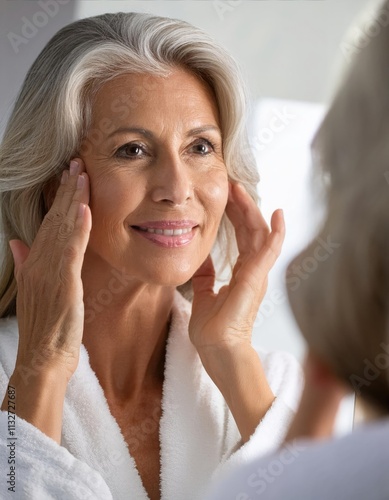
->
[81, 261, 175, 404]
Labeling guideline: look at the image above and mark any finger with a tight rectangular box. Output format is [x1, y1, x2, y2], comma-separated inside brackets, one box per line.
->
[229, 255, 243, 287]
[67, 172, 90, 218]
[56, 158, 87, 216]
[237, 208, 285, 285]
[251, 209, 285, 271]
[270, 209, 286, 249]
[60, 201, 92, 278]
[55, 171, 90, 246]
[226, 183, 269, 254]
[226, 183, 268, 232]
[29, 159, 88, 262]
[192, 255, 216, 297]
[54, 164, 92, 276]
[9, 240, 30, 279]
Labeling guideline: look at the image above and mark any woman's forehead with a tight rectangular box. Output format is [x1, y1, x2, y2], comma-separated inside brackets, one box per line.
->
[89, 70, 221, 136]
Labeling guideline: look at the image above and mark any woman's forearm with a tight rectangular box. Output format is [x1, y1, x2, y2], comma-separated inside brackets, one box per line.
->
[199, 343, 275, 443]
[1, 369, 68, 444]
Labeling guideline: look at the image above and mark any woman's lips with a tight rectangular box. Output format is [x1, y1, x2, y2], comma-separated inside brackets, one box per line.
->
[130, 221, 199, 248]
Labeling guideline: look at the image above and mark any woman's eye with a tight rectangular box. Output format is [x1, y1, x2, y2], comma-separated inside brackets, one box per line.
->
[190, 139, 215, 156]
[115, 143, 147, 159]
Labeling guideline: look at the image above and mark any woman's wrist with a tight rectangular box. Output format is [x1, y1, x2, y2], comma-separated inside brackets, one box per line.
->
[198, 342, 275, 443]
[1, 368, 69, 444]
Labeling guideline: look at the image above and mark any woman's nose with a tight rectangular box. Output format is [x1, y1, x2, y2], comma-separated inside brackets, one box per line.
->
[150, 153, 193, 206]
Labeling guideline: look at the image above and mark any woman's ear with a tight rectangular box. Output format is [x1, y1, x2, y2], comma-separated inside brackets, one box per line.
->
[304, 349, 343, 389]
[303, 350, 350, 410]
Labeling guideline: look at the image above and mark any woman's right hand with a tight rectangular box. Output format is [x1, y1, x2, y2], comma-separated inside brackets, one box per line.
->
[10, 158, 91, 383]
[1, 158, 91, 443]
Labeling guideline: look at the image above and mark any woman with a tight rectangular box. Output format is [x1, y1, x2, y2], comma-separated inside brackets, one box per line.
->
[207, 1, 389, 498]
[0, 12, 302, 500]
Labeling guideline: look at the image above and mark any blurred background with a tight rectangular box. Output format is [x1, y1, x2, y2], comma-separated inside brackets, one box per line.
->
[0, 0, 380, 430]
[0, 0, 376, 120]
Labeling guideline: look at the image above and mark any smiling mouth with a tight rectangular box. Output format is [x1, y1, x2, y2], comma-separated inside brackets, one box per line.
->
[132, 226, 194, 236]
[130, 224, 198, 248]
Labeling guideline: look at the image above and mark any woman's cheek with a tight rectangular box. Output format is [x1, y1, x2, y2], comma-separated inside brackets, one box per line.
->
[88, 166, 126, 207]
[198, 170, 229, 217]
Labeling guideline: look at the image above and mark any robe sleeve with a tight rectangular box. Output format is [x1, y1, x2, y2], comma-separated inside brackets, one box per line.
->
[0, 358, 113, 499]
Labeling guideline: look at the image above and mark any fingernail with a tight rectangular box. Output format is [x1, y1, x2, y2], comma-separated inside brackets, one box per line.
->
[70, 160, 79, 176]
[77, 174, 85, 190]
[61, 170, 69, 184]
[78, 203, 86, 219]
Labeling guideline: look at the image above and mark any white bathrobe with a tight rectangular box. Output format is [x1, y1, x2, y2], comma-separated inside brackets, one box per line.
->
[0, 290, 303, 499]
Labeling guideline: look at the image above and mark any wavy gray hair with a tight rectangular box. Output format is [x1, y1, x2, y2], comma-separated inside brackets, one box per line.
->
[0, 12, 259, 317]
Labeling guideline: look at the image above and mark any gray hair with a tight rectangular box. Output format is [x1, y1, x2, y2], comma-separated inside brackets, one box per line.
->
[287, 0, 389, 413]
[0, 12, 259, 317]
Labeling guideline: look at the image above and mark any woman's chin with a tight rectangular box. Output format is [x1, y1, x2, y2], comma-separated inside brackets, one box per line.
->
[124, 266, 195, 289]
[131, 259, 199, 287]
[152, 274, 194, 288]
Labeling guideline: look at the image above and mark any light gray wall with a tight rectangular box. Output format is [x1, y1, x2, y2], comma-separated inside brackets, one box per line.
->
[74, 0, 371, 102]
[0, 0, 76, 135]
[0, 0, 372, 138]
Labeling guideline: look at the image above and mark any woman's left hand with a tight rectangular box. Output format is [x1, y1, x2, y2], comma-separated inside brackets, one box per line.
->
[188, 182, 285, 442]
[189, 182, 285, 354]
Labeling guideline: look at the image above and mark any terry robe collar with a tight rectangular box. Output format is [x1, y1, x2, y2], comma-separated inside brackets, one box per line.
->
[0, 290, 301, 499]
[62, 290, 237, 499]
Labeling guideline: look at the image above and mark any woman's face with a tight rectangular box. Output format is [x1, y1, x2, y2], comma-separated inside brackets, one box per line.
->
[80, 69, 228, 286]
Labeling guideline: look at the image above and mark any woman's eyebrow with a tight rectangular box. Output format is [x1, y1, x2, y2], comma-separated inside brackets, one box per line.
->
[106, 127, 154, 140]
[186, 125, 222, 137]
[105, 125, 221, 141]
